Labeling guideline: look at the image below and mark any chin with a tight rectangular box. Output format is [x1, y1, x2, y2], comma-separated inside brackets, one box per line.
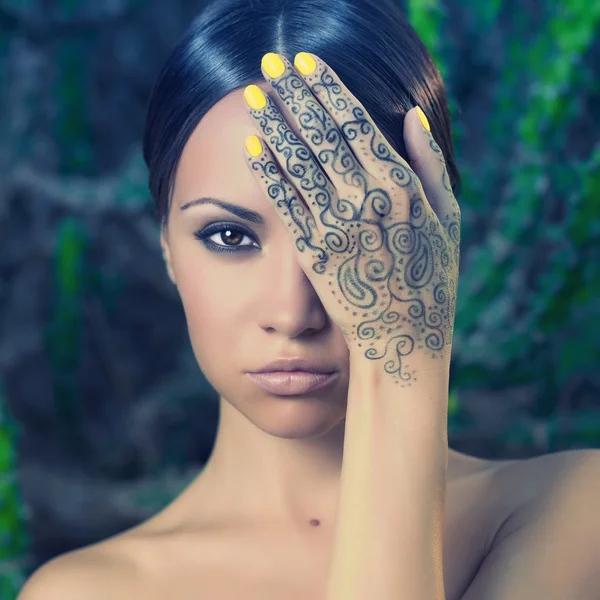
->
[243, 396, 346, 439]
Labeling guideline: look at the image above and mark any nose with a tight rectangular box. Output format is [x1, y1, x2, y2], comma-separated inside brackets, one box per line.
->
[257, 245, 330, 338]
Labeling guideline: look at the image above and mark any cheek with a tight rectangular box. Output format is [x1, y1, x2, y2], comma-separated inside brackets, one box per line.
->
[174, 253, 257, 350]
[177, 263, 237, 328]
[175, 261, 249, 386]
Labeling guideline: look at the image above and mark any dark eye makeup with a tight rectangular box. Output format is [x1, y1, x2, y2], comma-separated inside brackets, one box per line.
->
[194, 221, 260, 254]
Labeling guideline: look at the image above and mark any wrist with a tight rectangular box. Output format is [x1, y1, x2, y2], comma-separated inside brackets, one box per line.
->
[345, 347, 449, 444]
[347, 344, 451, 390]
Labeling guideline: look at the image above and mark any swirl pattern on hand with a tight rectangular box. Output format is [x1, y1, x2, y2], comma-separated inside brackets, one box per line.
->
[247, 62, 460, 385]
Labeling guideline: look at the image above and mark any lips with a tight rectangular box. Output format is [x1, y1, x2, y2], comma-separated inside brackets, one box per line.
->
[251, 357, 337, 374]
[247, 370, 338, 395]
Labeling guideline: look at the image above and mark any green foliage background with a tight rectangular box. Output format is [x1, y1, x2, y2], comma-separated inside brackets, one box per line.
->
[1, 0, 599, 596]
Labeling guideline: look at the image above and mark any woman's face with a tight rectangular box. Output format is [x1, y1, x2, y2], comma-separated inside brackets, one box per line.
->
[161, 83, 350, 439]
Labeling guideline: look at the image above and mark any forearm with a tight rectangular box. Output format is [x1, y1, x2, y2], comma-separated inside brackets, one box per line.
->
[323, 352, 449, 600]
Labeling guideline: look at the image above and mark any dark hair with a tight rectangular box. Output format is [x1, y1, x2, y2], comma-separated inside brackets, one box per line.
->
[143, 0, 461, 230]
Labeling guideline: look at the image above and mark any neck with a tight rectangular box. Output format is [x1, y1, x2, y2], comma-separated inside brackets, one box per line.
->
[199, 395, 346, 530]
[186, 394, 465, 534]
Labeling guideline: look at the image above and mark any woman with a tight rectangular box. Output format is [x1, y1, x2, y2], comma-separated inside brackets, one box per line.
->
[18, 0, 600, 599]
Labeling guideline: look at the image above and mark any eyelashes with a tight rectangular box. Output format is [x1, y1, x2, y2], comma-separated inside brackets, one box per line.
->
[194, 221, 260, 254]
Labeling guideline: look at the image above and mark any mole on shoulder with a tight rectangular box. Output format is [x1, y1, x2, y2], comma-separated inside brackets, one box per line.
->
[309, 519, 320, 527]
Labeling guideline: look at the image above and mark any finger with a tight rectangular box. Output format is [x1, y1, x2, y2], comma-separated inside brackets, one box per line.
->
[257, 53, 369, 202]
[243, 133, 330, 275]
[242, 82, 364, 223]
[404, 106, 460, 243]
[292, 52, 419, 192]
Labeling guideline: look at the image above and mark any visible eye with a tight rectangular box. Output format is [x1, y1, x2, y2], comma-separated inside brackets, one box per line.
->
[194, 222, 260, 254]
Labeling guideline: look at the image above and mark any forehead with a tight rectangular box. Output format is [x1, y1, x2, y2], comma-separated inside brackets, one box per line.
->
[172, 81, 303, 206]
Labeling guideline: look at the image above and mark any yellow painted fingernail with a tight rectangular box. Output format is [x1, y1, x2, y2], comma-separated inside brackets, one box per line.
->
[417, 106, 430, 132]
[294, 52, 316, 75]
[245, 134, 263, 157]
[243, 84, 266, 110]
[262, 52, 285, 78]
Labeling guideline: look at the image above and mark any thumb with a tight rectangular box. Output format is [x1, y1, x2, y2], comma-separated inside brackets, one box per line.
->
[403, 106, 456, 226]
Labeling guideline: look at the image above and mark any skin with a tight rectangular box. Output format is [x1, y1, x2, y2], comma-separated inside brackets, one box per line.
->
[159, 78, 475, 533]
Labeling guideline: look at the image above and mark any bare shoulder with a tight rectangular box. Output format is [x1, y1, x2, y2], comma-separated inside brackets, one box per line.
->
[17, 540, 138, 600]
[498, 446, 600, 497]
[461, 448, 600, 600]
[490, 447, 600, 533]
[503, 446, 600, 527]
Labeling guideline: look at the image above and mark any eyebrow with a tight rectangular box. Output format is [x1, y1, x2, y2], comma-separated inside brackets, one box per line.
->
[180, 197, 264, 224]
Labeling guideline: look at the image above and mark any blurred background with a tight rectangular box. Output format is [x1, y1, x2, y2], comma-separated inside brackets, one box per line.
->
[1, 0, 599, 596]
